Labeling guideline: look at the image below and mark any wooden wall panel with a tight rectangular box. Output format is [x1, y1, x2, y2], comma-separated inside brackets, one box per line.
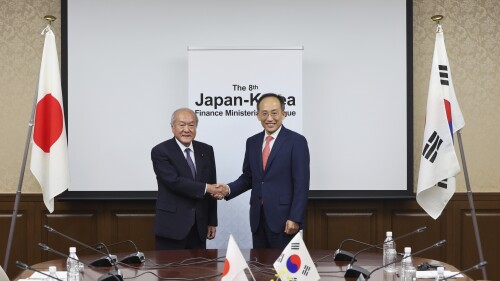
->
[0, 211, 28, 277]
[325, 210, 378, 250]
[314, 202, 380, 252]
[391, 210, 447, 262]
[0, 194, 40, 278]
[43, 212, 98, 261]
[112, 212, 156, 253]
[309, 199, 448, 260]
[455, 197, 500, 281]
[1, 193, 499, 280]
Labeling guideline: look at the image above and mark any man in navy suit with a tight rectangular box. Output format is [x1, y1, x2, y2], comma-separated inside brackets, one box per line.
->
[221, 93, 310, 249]
[151, 108, 223, 250]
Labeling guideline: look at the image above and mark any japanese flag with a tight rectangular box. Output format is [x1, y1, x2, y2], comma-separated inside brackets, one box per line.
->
[30, 25, 70, 213]
[222, 234, 250, 281]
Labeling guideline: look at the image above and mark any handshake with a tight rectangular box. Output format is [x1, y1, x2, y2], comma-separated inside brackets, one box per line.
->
[207, 184, 230, 200]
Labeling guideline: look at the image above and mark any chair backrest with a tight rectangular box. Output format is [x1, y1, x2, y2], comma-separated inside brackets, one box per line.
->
[0, 265, 9, 281]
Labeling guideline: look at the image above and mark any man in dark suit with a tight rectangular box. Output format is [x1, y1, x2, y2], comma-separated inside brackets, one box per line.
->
[151, 108, 223, 250]
[221, 93, 310, 249]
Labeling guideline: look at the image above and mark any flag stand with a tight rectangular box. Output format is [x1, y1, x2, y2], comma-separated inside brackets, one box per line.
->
[2, 15, 56, 272]
[2, 91, 38, 272]
[245, 268, 257, 281]
[430, 15, 487, 280]
[457, 130, 487, 280]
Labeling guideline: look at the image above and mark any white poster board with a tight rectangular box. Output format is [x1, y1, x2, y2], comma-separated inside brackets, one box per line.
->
[188, 48, 303, 248]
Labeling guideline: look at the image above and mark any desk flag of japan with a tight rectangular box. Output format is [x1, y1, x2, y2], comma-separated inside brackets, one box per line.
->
[273, 232, 320, 281]
[222, 234, 250, 281]
[30, 25, 70, 213]
[417, 25, 464, 220]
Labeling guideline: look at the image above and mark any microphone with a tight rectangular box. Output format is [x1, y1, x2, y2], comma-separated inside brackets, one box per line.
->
[343, 226, 427, 272]
[38, 243, 123, 281]
[16, 260, 64, 281]
[95, 240, 145, 264]
[76, 242, 118, 266]
[44, 224, 116, 267]
[440, 261, 487, 280]
[355, 239, 447, 280]
[333, 239, 384, 261]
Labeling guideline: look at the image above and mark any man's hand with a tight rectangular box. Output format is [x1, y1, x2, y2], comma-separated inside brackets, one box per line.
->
[207, 184, 229, 200]
[284, 220, 299, 235]
[207, 226, 216, 239]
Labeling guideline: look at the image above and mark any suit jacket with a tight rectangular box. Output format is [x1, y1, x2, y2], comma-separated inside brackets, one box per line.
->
[151, 138, 217, 241]
[226, 126, 310, 234]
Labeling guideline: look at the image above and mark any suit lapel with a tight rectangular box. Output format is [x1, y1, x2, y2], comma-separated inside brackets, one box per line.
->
[169, 138, 195, 180]
[254, 131, 266, 176]
[192, 141, 206, 181]
[264, 126, 289, 173]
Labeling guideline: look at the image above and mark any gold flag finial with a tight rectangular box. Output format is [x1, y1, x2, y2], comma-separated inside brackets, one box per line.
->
[431, 15, 444, 24]
[44, 15, 56, 24]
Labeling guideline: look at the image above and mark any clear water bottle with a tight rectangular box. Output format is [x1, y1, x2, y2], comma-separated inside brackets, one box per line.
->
[45, 266, 58, 281]
[400, 247, 413, 279]
[435, 266, 445, 281]
[383, 231, 396, 272]
[67, 247, 82, 281]
[403, 265, 416, 281]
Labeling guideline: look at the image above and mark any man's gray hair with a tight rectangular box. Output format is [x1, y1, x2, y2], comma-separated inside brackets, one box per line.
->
[170, 108, 199, 127]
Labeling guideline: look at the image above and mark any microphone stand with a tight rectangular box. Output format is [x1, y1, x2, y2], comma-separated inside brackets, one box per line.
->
[334, 239, 384, 261]
[39, 243, 123, 281]
[358, 240, 447, 280]
[440, 261, 487, 280]
[96, 240, 145, 264]
[44, 225, 115, 267]
[16, 261, 63, 281]
[76, 242, 118, 266]
[344, 226, 427, 278]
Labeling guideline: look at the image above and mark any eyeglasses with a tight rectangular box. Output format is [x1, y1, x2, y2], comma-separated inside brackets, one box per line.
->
[258, 111, 282, 118]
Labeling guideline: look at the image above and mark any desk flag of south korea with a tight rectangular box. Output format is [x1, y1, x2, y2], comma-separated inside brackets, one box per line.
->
[273, 232, 320, 281]
[30, 25, 70, 213]
[416, 24, 465, 220]
[222, 234, 250, 281]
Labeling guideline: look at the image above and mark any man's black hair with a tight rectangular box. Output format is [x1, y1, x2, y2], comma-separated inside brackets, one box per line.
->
[256, 93, 285, 111]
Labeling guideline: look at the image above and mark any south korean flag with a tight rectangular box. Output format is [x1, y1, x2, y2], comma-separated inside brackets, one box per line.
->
[273, 232, 320, 281]
[416, 24, 465, 220]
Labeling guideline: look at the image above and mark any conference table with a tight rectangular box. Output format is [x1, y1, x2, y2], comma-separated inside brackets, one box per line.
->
[15, 249, 474, 280]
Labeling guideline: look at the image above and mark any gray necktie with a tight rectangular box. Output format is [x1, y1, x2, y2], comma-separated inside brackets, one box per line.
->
[185, 148, 196, 179]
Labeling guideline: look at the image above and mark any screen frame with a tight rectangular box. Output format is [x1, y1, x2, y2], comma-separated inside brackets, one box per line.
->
[59, 0, 414, 201]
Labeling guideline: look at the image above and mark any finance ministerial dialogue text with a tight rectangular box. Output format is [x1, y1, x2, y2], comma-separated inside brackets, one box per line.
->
[194, 84, 297, 117]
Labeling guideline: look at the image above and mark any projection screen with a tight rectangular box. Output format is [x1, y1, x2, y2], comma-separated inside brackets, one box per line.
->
[61, 0, 412, 199]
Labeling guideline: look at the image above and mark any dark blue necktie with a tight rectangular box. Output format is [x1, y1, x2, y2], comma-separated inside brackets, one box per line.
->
[185, 148, 196, 179]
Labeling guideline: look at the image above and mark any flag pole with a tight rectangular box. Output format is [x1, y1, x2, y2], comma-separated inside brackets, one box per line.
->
[456, 130, 487, 280]
[430, 14, 487, 280]
[2, 15, 56, 272]
[245, 268, 257, 281]
[2, 90, 37, 271]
